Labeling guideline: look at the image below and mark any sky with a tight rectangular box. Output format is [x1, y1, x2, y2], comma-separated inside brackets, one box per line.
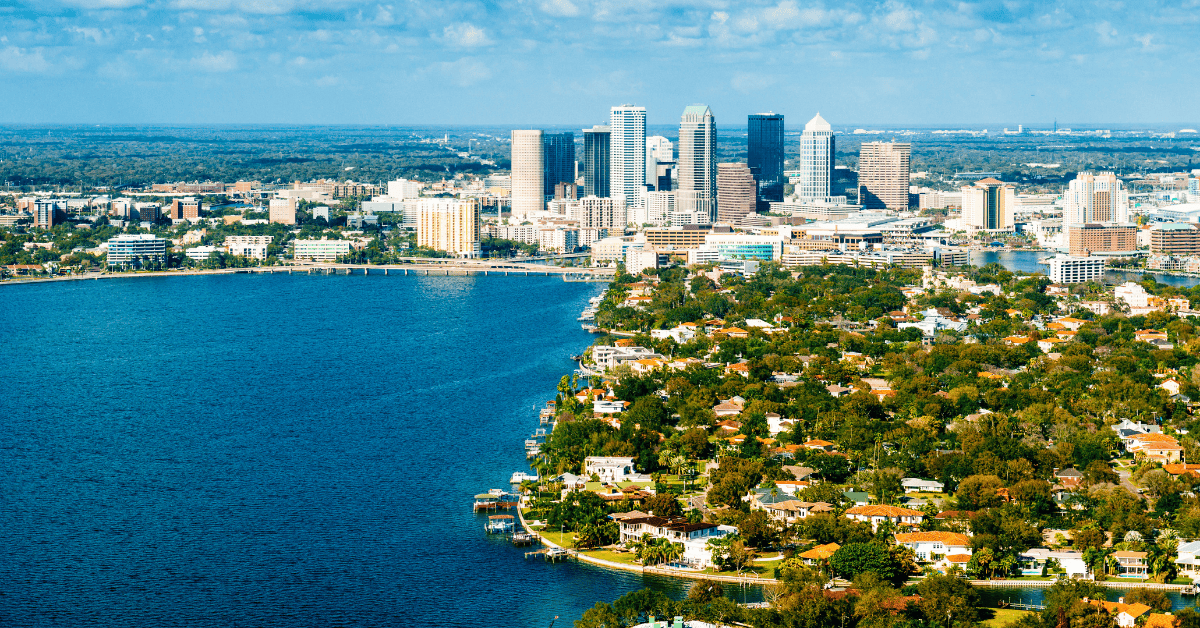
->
[1, 0, 1198, 126]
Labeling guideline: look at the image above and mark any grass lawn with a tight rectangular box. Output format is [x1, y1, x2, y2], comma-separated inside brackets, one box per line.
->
[583, 549, 643, 566]
[980, 608, 1032, 627]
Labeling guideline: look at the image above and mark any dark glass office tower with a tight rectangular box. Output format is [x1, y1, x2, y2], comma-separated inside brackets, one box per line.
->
[543, 132, 575, 198]
[581, 125, 610, 198]
[748, 112, 785, 210]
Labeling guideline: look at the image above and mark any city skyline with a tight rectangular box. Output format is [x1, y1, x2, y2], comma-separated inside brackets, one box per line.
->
[1, 1, 1198, 125]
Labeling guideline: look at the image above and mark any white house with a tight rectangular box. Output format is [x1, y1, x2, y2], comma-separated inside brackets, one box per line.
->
[585, 456, 637, 482]
[1018, 548, 1090, 578]
[1176, 541, 1200, 579]
[894, 531, 972, 562]
[901, 478, 945, 493]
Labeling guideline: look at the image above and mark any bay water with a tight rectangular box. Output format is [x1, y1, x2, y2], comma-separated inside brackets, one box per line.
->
[0, 274, 726, 627]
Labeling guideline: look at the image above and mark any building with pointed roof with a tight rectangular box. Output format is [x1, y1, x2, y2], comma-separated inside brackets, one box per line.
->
[798, 113, 835, 201]
[678, 105, 717, 223]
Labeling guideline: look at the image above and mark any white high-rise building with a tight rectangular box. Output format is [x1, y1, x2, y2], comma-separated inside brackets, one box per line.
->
[387, 178, 424, 199]
[677, 104, 717, 222]
[1063, 172, 1129, 225]
[634, 190, 675, 226]
[568, 195, 627, 230]
[511, 129, 545, 218]
[646, 136, 674, 187]
[610, 105, 647, 208]
[798, 113, 834, 200]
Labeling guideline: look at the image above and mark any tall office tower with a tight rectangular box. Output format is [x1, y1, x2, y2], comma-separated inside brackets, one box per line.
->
[747, 112, 784, 210]
[609, 105, 647, 206]
[798, 113, 835, 199]
[417, 198, 482, 258]
[1063, 171, 1129, 224]
[582, 125, 611, 198]
[511, 129, 545, 218]
[857, 141, 911, 210]
[543, 132, 575, 198]
[646, 136, 674, 188]
[716, 163, 757, 224]
[961, 178, 1016, 230]
[677, 104, 717, 222]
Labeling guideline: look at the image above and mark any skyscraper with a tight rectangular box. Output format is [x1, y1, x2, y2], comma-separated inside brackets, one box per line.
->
[1064, 171, 1129, 224]
[961, 178, 1016, 230]
[511, 129, 545, 218]
[581, 125, 610, 198]
[677, 104, 717, 223]
[798, 113, 835, 200]
[543, 132, 575, 198]
[857, 141, 911, 210]
[610, 105, 647, 206]
[747, 112, 784, 210]
[646, 136, 674, 189]
[716, 163, 756, 224]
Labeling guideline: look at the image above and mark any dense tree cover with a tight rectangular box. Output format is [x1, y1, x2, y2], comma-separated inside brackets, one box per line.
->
[534, 261, 1200, 586]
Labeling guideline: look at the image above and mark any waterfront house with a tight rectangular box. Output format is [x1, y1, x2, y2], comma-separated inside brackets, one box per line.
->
[584, 456, 637, 482]
[1145, 613, 1181, 628]
[592, 345, 663, 371]
[845, 505, 923, 531]
[1085, 598, 1152, 628]
[1175, 541, 1200, 578]
[1114, 551, 1149, 577]
[1019, 548, 1090, 578]
[893, 532, 971, 562]
[593, 399, 628, 415]
[799, 542, 840, 566]
[901, 478, 945, 493]
[613, 514, 735, 569]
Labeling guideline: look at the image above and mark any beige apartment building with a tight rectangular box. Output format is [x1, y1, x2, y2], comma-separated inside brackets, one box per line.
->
[716, 163, 756, 224]
[1067, 223, 1137, 255]
[269, 198, 296, 225]
[418, 198, 481, 258]
[1150, 223, 1200, 254]
[644, 227, 711, 250]
[857, 141, 911, 210]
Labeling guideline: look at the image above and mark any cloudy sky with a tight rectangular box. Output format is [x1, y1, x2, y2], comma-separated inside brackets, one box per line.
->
[2, 0, 1197, 126]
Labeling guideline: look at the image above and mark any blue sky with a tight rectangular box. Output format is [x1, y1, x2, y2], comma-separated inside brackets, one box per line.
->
[1, 0, 1198, 125]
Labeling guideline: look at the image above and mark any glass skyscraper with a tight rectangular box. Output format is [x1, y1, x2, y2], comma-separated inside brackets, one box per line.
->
[582, 125, 610, 198]
[542, 132, 575, 198]
[747, 112, 784, 210]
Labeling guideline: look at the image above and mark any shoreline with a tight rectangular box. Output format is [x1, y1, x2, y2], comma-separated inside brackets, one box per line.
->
[1, 262, 613, 287]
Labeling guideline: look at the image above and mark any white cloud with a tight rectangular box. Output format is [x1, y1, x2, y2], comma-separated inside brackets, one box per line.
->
[441, 23, 492, 48]
[193, 27, 207, 43]
[191, 50, 237, 72]
[57, 0, 144, 8]
[69, 27, 106, 43]
[0, 46, 52, 73]
[540, 0, 581, 17]
[1094, 21, 1118, 44]
[431, 57, 491, 86]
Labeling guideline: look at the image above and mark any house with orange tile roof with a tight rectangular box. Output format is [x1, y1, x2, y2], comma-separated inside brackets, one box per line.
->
[1144, 612, 1180, 628]
[1005, 336, 1032, 346]
[630, 357, 666, 375]
[803, 439, 835, 452]
[1164, 463, 1200, 477]
[714, 327, 749, 339]
[894, 531, 972, 562]
[845, 505, 924, 531]
[757, 499, 835, 524]
[798, 542, 840, 565]
[1056, 317, 1088, 330]
[1085, 598, 1152, 627]
[725, 362, 751, 377]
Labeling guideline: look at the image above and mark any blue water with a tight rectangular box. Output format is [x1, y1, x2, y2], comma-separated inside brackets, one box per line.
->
[0, 274, 733, 628]
[971, 250, 1200, 288]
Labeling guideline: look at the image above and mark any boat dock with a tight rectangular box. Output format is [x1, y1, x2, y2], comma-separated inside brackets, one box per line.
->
[525, 547, 576, 562]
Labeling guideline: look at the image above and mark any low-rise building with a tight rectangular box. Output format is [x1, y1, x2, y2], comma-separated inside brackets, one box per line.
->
[1046, 254, 1106, 284]
[225, 235, 273, 260]
[292, 239, 351, 261]
[106, 234, 169, 266]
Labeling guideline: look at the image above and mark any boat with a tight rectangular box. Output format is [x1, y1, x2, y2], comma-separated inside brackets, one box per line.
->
[512, 532, 537, 547]
[485, 514, 516, 534]
[1182, 585, 1197, 595]
[510, 471, 538, 484]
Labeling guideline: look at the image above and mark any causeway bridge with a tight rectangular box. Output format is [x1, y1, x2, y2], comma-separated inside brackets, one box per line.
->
[240, 260, 615, 281]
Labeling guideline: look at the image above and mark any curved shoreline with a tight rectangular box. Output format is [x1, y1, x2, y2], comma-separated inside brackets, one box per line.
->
[516, 505, 777, 585]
